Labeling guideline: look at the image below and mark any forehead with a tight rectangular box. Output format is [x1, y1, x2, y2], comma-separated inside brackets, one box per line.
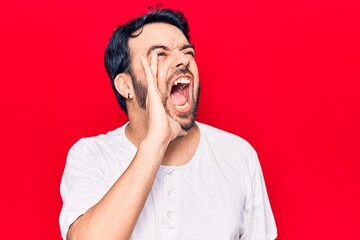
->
[128, 22, 189, 54]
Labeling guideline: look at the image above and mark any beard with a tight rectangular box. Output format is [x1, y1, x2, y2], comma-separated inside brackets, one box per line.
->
[128, 68, 200, 131]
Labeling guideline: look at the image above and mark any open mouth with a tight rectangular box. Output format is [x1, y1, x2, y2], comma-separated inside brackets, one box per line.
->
[169, 77, 191, 112]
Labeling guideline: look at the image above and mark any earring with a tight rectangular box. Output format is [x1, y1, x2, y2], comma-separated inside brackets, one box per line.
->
[128, 93, 130, 99]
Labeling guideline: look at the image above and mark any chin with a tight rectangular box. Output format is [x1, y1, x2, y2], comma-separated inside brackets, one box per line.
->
[166, 106, 197, 132]
[179, 116, 196, 131]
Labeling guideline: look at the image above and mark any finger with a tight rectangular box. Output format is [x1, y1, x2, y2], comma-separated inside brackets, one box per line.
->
[168, 116, 188, 139]
[150, 52, 158, 83]
[178, 129, 188, 137]
[140, 56, 156, 88]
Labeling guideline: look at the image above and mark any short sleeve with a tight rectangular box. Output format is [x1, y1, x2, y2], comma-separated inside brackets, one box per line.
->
[59, 140, 109, 239]
[241, 153, 277, 240]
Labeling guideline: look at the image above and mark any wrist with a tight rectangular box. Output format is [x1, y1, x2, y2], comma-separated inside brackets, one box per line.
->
[144, 130, 171, 147]
[140, 136, 169, 154]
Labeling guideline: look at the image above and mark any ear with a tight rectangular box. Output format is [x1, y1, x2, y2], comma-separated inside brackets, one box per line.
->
[114, 73, 133, 99]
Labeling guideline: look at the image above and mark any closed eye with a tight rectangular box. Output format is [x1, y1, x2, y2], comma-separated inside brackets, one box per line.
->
[157, 52, 167, 57]
[185, 51, 195, 57]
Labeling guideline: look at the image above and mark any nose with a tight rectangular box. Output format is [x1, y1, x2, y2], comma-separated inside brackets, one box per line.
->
[172, 51, 190, 69]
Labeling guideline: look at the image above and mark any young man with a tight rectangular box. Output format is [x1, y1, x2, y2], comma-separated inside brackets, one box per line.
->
[60, 8, 277, 240]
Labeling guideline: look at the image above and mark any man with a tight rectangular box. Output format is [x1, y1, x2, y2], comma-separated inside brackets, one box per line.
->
[60, 8, 277, 240]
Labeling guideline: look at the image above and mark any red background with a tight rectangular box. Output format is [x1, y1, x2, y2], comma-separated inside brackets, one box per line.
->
[1, 0, 359, 239]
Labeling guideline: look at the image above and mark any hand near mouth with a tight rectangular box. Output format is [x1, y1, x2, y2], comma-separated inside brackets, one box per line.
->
[140, 54, 187, 146]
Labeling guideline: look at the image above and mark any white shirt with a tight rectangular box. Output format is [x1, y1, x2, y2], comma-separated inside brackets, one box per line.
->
[60, 122, 277, 239]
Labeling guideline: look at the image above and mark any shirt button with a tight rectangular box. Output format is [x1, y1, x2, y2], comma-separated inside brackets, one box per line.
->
[168, 190, 173, 197]
[167, 211, 172, 218]
[166, 170, 173, 175]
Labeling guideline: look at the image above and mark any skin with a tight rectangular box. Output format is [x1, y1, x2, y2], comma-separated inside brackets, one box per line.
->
[67, 23, 201, 239]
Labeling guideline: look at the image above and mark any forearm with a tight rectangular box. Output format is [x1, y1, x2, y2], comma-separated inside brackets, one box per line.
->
[67, 138, 168, 240]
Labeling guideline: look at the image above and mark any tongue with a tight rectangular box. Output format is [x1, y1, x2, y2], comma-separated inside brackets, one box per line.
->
[170, 91, 187, 106]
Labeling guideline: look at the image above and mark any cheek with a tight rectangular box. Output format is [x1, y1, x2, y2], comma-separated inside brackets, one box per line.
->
[190, 62, 200, 88]
[130, 62, 149, 88]
[190, 61, 199, 74]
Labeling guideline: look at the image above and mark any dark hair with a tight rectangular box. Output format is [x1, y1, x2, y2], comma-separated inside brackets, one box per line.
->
[104, 8, 191, 113]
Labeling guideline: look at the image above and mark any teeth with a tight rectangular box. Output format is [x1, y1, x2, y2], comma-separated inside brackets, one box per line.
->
[174, 78, 190, 85]
[175, 102, 189, 109]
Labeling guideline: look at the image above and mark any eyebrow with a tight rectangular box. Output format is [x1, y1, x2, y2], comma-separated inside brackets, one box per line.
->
[181, 44, 195, 51]
[146, 44, 195, 57]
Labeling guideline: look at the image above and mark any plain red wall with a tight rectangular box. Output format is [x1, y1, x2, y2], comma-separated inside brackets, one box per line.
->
[1, 0, 359, 239]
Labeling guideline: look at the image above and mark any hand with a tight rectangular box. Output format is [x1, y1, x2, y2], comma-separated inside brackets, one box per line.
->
[140, 53, 187, 145]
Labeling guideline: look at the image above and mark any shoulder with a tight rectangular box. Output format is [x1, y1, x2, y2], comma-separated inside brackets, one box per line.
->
[69, 124, 128, 155]
[197, 122, 256, 155]
[197, 122, 260, 172]
[66, 124, 134, 168]
[64, 124, 134, 182]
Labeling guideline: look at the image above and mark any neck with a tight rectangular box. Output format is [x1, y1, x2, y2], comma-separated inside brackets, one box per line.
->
[162, 124, 200, 166]
[125, 108, 148, 147]
[125, 117, 200, 167]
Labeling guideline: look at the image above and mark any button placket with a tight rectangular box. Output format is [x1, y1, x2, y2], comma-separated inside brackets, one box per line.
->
[167, 190, 173, 197]
[161, 168, 179, 230]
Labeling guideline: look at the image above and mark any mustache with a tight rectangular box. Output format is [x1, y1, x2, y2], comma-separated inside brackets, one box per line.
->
[167, 67, 194, 84]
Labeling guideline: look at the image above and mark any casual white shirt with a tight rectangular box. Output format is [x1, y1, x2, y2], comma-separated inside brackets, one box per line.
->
[60, 122, 277, 239]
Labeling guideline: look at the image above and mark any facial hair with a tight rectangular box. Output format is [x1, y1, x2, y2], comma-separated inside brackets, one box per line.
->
[129, 68, 147, 110]
[128, 67, 200, 131]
